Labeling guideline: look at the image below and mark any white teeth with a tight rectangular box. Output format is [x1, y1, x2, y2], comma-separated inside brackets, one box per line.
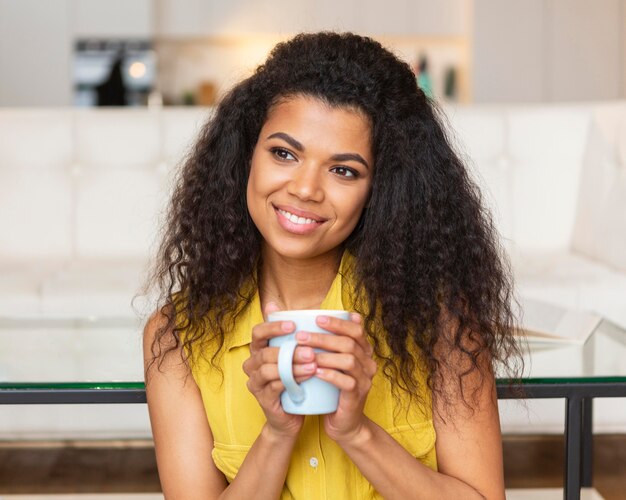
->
[278, 208, 317, 225]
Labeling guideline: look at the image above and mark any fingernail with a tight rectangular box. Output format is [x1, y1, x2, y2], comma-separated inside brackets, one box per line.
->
[282, 321, 294, 332]
[317, 315, 329, 324]
[304, 362, 316, 371]
[302, 347, 313, 359]
[296, 331, 309, 341]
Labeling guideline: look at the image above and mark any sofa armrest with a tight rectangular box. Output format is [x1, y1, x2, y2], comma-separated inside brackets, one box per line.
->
[571, 103, 626, 273]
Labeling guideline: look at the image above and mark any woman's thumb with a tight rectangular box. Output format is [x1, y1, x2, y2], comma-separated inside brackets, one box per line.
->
[263, 300, 281, 318]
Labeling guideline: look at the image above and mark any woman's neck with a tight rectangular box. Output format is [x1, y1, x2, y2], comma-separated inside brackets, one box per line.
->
[259, 248, 343, 311]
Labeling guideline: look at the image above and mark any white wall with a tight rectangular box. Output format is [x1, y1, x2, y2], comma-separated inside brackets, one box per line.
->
[548, 0, 622, 101]
[472, 0, 546, 103]
[623, 4, 626, 97]
[472, 0, 626, 103]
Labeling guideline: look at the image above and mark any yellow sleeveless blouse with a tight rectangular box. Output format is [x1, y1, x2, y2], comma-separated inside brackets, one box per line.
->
[188, 255, 438, 499]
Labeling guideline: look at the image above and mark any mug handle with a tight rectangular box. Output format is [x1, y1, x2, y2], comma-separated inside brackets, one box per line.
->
[277, 340, 305, 404]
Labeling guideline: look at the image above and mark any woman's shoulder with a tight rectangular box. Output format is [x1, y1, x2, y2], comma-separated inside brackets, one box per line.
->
[142, 305, 194, 388]
[143, 307, 176, 356]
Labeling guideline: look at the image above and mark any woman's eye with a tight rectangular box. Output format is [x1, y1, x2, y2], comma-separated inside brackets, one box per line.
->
[271, 147, 296, 161]
[331, 166, 358, 178]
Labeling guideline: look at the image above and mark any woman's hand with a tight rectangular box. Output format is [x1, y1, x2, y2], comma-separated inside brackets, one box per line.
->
[296, 313, 377, 443]
[242, 302, 317, 439]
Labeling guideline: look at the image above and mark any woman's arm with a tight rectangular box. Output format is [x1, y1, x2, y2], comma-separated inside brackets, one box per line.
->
[144, 312, 299, 500]
[144, 312, 227, 498]
[301, 312, 504, 499]
[335, 368, 501, 500]
[431, 366, 504, 500]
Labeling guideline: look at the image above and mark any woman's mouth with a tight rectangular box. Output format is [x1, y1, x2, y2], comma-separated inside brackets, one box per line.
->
[277, 208, 320, 225]
[273, 205, 325, 235]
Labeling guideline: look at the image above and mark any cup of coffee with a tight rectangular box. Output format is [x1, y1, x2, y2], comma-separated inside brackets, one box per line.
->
[268, 309, 349, 415]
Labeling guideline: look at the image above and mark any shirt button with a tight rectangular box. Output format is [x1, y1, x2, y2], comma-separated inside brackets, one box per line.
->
[309, 457, 318, 468]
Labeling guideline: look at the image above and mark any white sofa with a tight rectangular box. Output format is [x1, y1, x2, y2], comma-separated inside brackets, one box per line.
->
[0, 107, 212, 319]
[447, 102, 626, 434]
[447, 102, 626, 328]
[0, 103, 625, 438]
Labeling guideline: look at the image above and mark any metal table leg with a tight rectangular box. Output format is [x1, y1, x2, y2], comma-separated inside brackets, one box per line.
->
[581, 398, 593, 487]
[564, 396, 582, 500]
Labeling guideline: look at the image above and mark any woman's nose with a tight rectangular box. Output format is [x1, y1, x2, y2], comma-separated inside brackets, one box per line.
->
[287, 165, 324, 202]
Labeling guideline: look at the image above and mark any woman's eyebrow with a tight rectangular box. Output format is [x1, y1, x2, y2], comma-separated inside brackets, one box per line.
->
[331, 153, 369, 170]
[267, 132, 304, 152]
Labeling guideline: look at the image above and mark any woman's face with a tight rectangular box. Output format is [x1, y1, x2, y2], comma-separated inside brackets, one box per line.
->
[247, 95, 373, 262]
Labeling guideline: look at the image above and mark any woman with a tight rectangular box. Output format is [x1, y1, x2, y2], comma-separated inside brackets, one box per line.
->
[144, 32, 522, 499]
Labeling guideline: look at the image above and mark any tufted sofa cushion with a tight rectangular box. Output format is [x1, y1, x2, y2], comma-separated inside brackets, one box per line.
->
[0, 111, 74, 262]
[446, 107, 514, 254]
[447, 103, 626, 330]
[0, 107, 209, 318]
[506, 106, 591, 252]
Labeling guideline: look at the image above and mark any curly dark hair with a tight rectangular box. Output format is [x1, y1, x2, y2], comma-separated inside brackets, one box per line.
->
[146, 31, 523, 417]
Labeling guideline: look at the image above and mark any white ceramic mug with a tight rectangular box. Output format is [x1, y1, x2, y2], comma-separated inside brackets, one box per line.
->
[267, 309, 349, 415]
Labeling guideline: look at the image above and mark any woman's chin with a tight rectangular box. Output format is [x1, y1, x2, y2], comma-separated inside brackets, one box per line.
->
[262, 240, 341, 263]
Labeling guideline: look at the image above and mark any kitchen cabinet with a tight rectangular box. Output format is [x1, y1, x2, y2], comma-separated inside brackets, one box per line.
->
[71, 0, 153, 38]
[358, 0, 469, 37]
[156, 0, 242, 38]
[155, 0, 274, 38]
[155, 0, 470, 38]
[303, 0, 361, 34]
[406, 0, 470, 37]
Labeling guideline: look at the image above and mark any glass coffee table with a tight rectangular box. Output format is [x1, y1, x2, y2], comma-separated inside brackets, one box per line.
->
[0, 316, 145, 403]
[1, 315, 625, 500]
[496, 318, 626, 500]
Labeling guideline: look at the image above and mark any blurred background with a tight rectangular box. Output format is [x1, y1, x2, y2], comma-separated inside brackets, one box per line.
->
[1, 0, 625, 498]
[0, 0, 624, 107]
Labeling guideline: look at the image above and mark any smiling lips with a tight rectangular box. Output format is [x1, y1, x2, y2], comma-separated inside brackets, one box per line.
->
[273, 204, 326, 235]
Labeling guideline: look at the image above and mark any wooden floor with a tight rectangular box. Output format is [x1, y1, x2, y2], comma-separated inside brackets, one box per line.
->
[0, 435, 624, 499]
[502, 434, 626, 500]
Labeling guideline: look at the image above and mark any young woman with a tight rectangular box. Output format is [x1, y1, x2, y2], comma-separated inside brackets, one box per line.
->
[144, 32, 522, 499]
